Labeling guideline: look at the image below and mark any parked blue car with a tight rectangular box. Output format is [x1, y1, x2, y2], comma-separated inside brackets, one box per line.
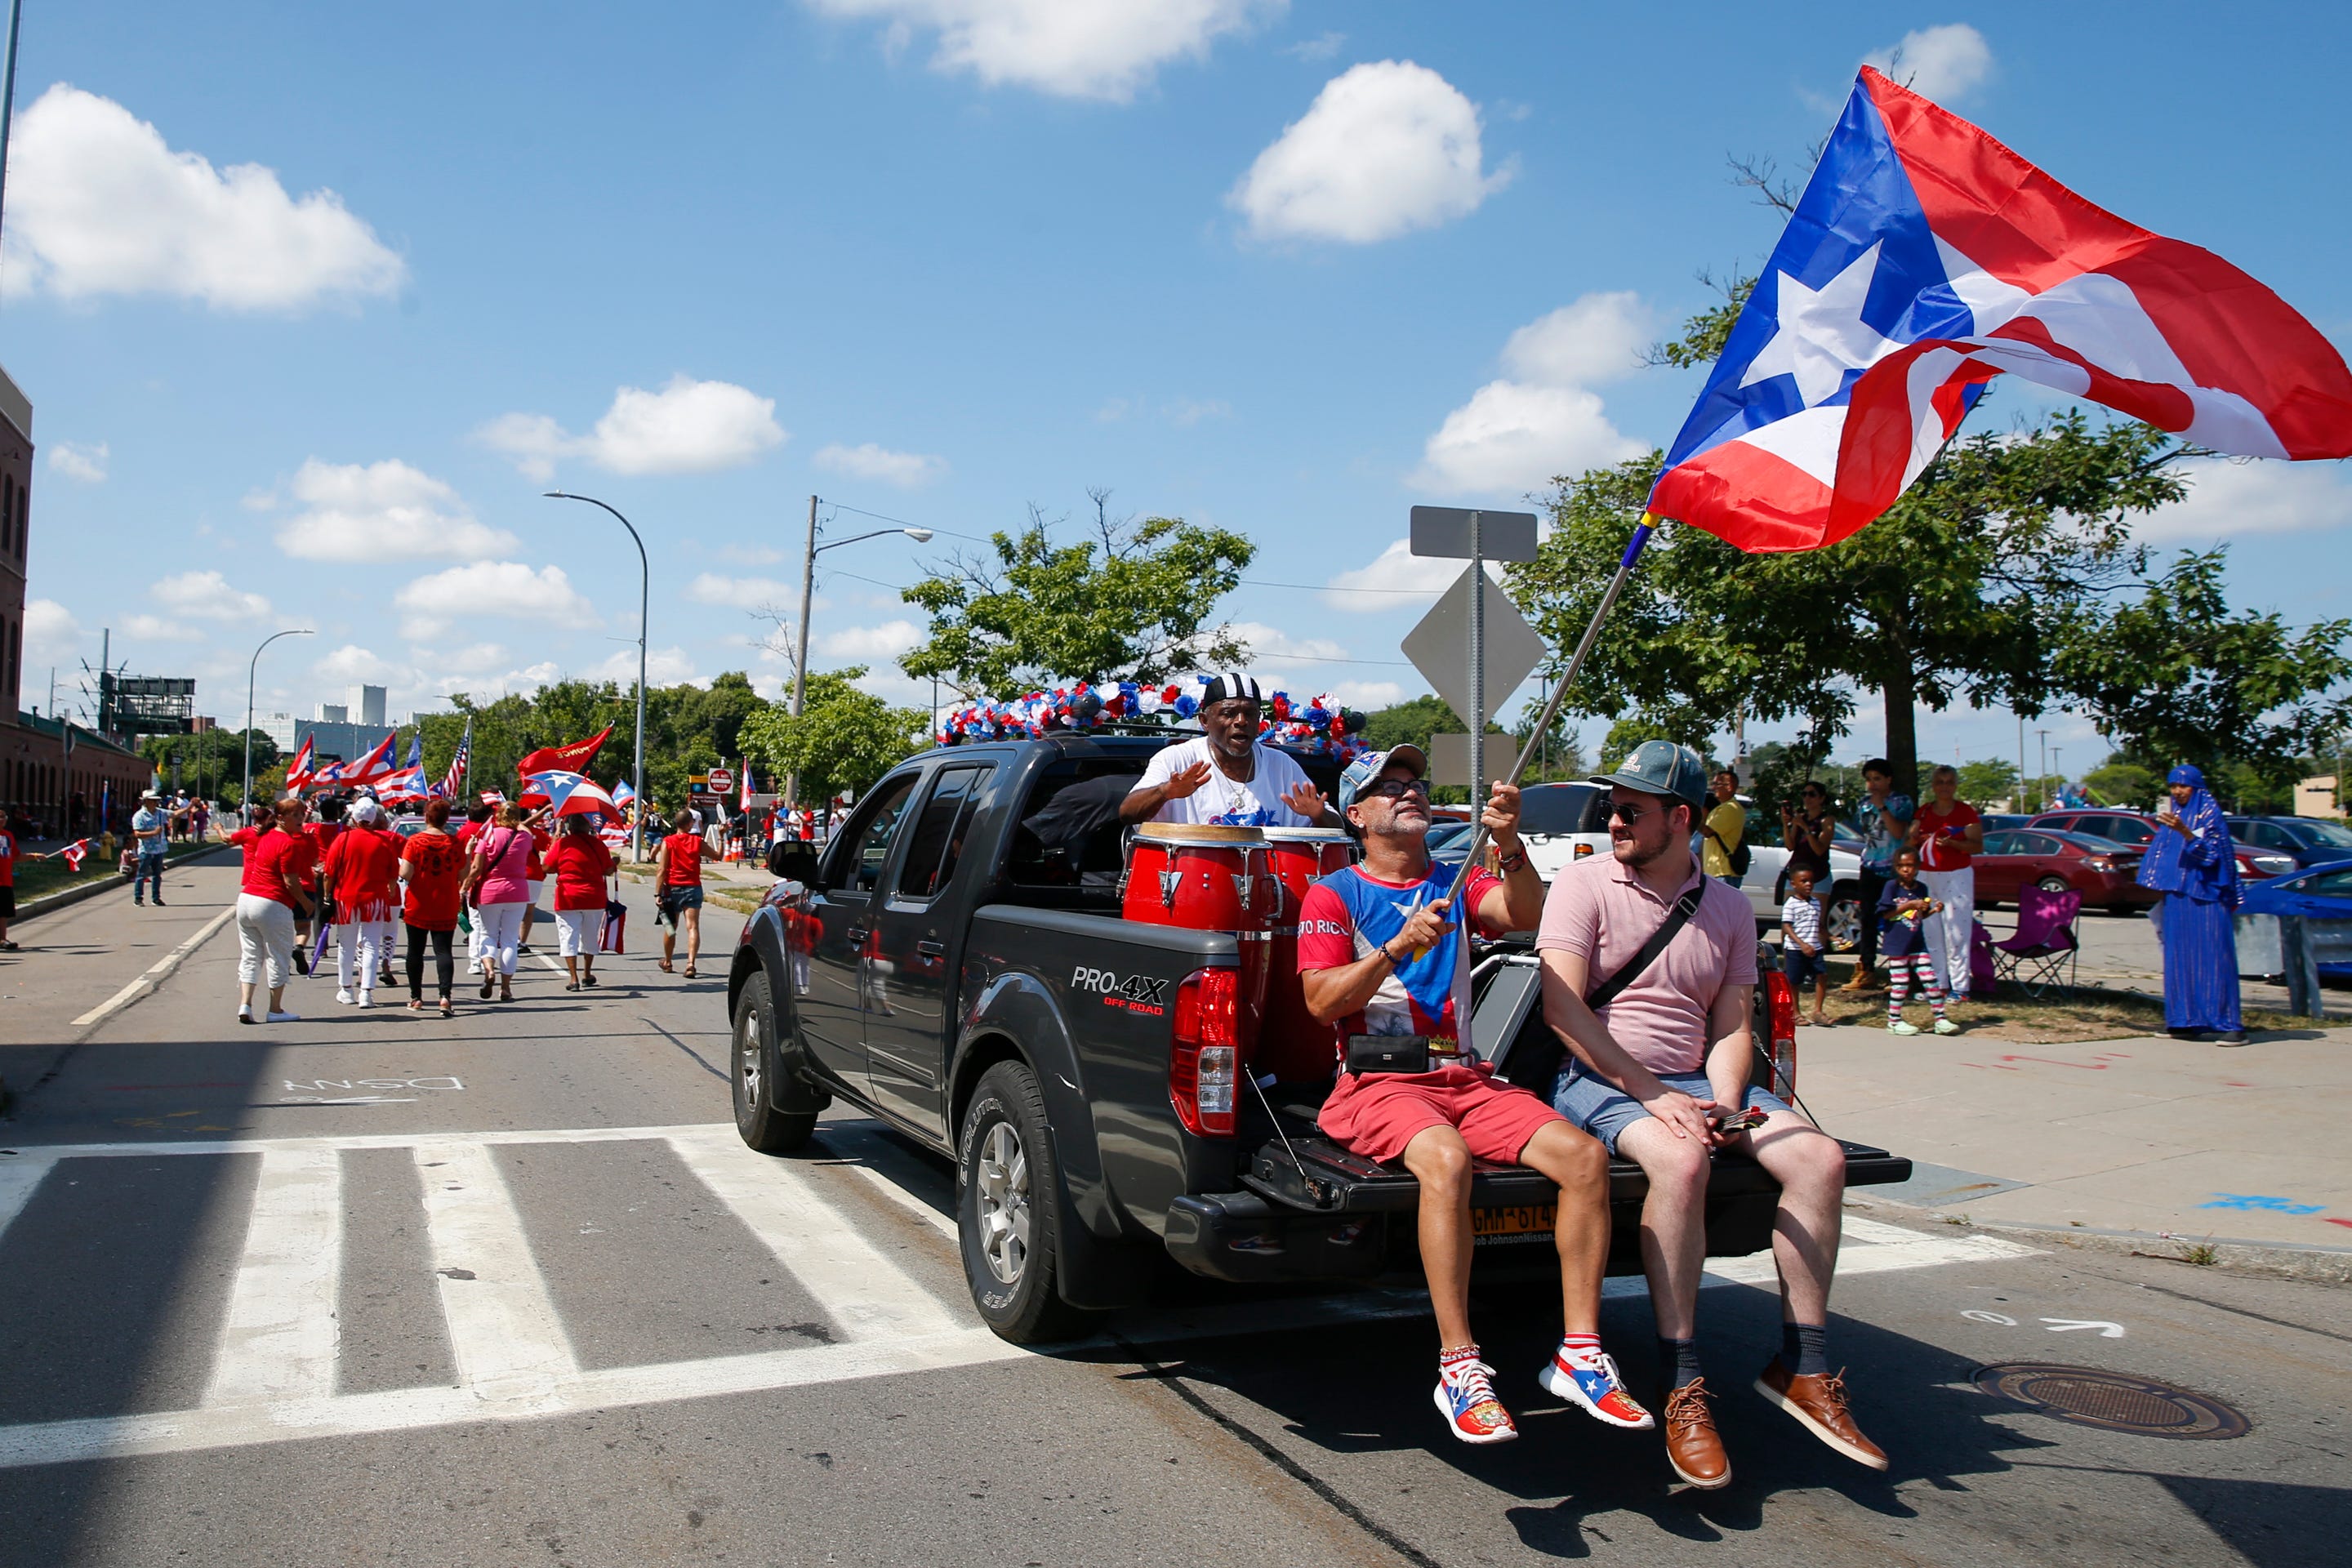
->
[2235, 859, 2352, 979]
[2227, 815, 2352, 871]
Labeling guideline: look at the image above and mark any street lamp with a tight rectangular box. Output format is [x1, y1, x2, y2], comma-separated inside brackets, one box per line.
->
[244, 628, 314, 809]
[546, 492, 650, 862]
[791, 495, 932, 808]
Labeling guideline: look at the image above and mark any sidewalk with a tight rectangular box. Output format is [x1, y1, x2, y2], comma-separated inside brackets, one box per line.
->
[1797, 1015, 2352, 1273]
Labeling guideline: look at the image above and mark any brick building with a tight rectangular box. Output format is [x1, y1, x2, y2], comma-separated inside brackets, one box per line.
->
[0, 363, 154, 839]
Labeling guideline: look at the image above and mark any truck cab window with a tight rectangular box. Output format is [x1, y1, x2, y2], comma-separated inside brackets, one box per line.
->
[825, 773, 919, 894]
[897, 765, 990, 900]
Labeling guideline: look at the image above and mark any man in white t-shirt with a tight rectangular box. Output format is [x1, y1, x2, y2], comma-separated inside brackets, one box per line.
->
[1120, 673, 1341, 829]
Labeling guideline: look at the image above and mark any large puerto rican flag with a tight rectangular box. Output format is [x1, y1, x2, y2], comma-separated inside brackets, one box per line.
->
[1650, 68, 2352, 552]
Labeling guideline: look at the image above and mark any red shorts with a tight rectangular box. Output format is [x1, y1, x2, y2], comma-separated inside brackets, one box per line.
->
[1316, 1062, 1565, 1165]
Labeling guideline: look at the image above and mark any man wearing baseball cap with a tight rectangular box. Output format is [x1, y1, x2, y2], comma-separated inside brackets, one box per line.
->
[1121, 672, 1339, 828]
[1535, 739, 1882, 1490]
[1297, 742, 1650, 1448]
[131, 790, 171, 907]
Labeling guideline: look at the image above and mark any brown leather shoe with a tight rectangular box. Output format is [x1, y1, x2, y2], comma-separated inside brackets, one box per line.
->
[1662, 1379, 1731, 1489]
[1754, 1360, 1888, 1471]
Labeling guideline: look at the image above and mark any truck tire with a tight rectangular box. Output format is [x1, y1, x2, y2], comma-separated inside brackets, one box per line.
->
[957, 1060, 1092, 1344]
[732, 970, 816, 1153]
[1824, 883, 1862, 953]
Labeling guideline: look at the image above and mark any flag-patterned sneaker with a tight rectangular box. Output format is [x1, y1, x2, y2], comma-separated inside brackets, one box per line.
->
[1539, 1346, 1655, 1429]
[1433, 1352, 1519, 1445]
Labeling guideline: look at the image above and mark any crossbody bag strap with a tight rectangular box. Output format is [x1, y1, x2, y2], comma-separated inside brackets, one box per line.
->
[1585, 882, 1704, 1011]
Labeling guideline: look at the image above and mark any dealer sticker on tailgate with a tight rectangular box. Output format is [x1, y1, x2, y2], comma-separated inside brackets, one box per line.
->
[1472, 1204, 1556, 1245]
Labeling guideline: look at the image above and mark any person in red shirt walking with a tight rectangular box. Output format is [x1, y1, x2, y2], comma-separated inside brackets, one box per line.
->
[654, 808, 706, 978]
[323, 799, 403, 1006]
[0, 812, 20, 952]
[233, 798, 316, 1023]
[401, 800, 466, 1015]
[544, 816, 617, 990]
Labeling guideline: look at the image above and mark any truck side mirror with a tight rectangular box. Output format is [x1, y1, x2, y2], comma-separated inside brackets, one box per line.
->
[768, 844, 821, 884]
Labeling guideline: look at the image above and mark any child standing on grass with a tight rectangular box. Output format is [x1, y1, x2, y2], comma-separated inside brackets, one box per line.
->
[1781, 866, 1834, 1027]
[1878, 849, 1958, 1036]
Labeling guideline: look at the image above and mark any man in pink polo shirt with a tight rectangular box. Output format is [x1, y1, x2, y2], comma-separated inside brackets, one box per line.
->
[1536, 739, 1884, 1492]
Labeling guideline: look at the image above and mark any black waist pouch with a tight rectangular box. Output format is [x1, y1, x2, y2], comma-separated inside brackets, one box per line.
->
[1345, 1035, 1432, 1076]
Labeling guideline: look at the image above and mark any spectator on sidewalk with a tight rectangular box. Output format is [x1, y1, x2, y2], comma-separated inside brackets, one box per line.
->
[1878, 849, 1958, 1036]
[1909, 765, 1983, 1002]
[1699, 769, 1745, 885]
[0, 810, 18, 951]
[1774, 781, 1834, 906]
[2140, 764, 2246, 1045]
[131, 791, 169, 906]
[1782, 866, 1834, 1027]
[1539, 738, 1883, 1490]
[1841, 760, 1912, 992]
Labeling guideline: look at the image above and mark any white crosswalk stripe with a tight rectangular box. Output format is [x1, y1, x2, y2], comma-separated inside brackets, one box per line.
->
[0, 1123, 2034, 1468]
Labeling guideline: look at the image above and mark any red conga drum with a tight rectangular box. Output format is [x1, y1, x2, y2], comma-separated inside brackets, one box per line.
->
[1122, 822, 1272, 1052]
[1257, 827, 1357, 1080]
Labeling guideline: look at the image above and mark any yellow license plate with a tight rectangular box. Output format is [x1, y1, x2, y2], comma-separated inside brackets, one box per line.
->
[1472, 1204, 1556, 1243]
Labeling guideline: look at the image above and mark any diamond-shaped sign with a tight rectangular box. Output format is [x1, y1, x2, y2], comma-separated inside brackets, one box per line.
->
[1400, 565, 1547, 732]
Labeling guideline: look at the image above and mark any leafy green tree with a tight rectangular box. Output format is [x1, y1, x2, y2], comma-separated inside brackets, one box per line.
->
[1956, 758, 2022, 808]
[902, 493, 1255, 698]
[141, 728, 276, 802]
[2082, 759, 2158, 809]
[739, 669, 927, 804]
[2051, 550, 2352, 804]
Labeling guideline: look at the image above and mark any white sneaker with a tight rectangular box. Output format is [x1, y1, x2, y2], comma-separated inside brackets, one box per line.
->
[336, 988, 354, 1005]
[1932, 1017, 1961, 1036]
[1888, 1019, 1921, 1036]
[267, 1010, 301, 1023]
[357, 989, 373, 1009]
[237, 1006, 255, 1025]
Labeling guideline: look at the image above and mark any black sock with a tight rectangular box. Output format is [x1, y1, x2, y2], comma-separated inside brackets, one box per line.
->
[1657, 1337, 1703, 1390]
[1782, 1321, 1829, 1378]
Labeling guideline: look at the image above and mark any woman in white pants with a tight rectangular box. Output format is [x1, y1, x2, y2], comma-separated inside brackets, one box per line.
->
[323, 798, 404, 1006]
[1911, 764, 1985, 1001]
[230, 797, 314, 1023]
[461, 804, 536, 1002]
[543, 814, 617, 990]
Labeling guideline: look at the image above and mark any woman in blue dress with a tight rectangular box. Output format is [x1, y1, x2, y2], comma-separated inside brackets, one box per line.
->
[2137, 765, 2245, 1045]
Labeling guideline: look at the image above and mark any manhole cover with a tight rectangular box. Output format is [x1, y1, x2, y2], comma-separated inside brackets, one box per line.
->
[1974, 1363, 2249, 1439]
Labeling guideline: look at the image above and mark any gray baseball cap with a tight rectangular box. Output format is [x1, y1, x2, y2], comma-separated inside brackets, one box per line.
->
[1591, 739, 1708, 813]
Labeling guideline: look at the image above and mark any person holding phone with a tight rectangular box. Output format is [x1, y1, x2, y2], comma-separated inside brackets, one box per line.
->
[2138, 764, 2245, 1044]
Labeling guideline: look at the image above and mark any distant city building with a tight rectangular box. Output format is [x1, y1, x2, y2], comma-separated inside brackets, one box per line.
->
[349, 684, 387, 727]
[316, 702, 349, 724]
[2297, 775, 2344, 819]
[261, 710, 398, 771]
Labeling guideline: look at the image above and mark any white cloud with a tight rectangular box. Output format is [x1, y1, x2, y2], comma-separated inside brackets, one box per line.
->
[808, 0, 1278, 102]
[48, 440, 109, 483]
[1413, 381, 1644, 497]
[1228, 60, 1511, 245]
[594, 645, 699, 686]
[1411, 290, 1650, 498]
[2, 84, 404, 310]
[314, 644, 403, 684]
[151, 568, 271, 621]
[814, 618, 924, 662]
[1499, 292, 1651, 388]
[2135, 457, 2352, 544]
[1163, 398, 1232, 427]
[1321, 539, 1504, 610]
[1282, 29, 1343, 62]
[1224, 620, 1348, 662]
[21, 599, 83, 677]
[1863, 24, 1994, 104]
[814, 441, 949, 488]
[476, 376, 786, 480]
[273, 458, 520, 563]
[394, 562, 595, 639]
[685, 572, 797, 610]
[122, 613, 198, 642]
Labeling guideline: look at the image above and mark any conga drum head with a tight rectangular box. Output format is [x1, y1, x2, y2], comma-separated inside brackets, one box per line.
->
[1133, 822, 1266, 845]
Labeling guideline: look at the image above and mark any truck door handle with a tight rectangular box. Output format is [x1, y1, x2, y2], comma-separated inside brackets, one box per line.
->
[917, 940, 947, 959]
[846, 927, 869, 942]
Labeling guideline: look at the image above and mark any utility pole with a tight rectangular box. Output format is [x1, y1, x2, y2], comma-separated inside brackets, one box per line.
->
[789, 494, 817, 812]
[0, 0, 24, 238]
[2037, 728, 2050, 808]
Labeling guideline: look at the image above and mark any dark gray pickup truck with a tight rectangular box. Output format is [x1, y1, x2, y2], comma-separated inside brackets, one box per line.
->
[727, 730, 1910, 1343]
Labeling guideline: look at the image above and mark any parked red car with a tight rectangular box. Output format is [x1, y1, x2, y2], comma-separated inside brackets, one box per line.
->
[2028, 808, 2297, 883]
[1975, 826, 2158, 911]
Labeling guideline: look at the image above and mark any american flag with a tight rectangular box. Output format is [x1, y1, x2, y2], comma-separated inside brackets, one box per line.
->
[439, 719, 472, 800]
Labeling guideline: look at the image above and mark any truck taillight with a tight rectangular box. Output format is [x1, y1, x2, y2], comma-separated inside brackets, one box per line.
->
[1170, 967, 1240, 1137]
[1764, 969, 1798, 1100]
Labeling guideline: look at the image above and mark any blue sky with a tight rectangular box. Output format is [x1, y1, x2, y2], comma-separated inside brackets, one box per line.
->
[7, 1, 2349, 779]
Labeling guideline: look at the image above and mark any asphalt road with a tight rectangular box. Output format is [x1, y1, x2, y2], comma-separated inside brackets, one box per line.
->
[1, 860, 2346, 1567]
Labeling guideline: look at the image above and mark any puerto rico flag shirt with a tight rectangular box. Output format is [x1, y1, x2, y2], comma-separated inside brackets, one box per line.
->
[1296, 862, 1501, 1049]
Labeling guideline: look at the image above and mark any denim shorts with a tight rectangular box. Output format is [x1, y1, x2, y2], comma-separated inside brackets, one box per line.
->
[1552, 1065, 1795, 1155]
[1782, 947, 1829, 986]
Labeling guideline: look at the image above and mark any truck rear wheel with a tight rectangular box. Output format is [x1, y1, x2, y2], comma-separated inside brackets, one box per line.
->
[732, 971, 816, 1153]
[958, 1060, 1091, 1344]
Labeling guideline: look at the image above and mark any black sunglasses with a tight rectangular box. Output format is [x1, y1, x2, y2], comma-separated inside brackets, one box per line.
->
[1610, 798, 1679, 824]
[1361, 777, 1432, 800]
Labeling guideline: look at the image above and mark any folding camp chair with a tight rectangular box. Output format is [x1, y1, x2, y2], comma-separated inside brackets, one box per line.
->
[1993, 885, 2082, 997]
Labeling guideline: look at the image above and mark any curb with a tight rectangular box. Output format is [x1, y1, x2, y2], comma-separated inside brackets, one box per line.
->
[1847, 1193, 2352, 1286]
[12, 844, 236, 924]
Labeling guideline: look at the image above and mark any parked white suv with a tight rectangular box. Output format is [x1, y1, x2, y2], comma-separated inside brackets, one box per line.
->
[1512, 783, 1867, 951]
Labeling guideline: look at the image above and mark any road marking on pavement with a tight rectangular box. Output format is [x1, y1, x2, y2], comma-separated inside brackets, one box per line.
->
[69, 906, 236, 1030]
[0, 1126, 2039, 1470]
[203, 1146, 343, 1407]
[417, 1142, 580, 1404]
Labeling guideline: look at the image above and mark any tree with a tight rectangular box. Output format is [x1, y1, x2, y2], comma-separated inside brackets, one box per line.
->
[1956, 758, 2021, 808]
[2052, 550, 2352, 804]
[141, 728, 275, 802]
[901, 492, 1255, 698]
[738, 669, 926, 804]
[2082, 759, 2158, 809]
